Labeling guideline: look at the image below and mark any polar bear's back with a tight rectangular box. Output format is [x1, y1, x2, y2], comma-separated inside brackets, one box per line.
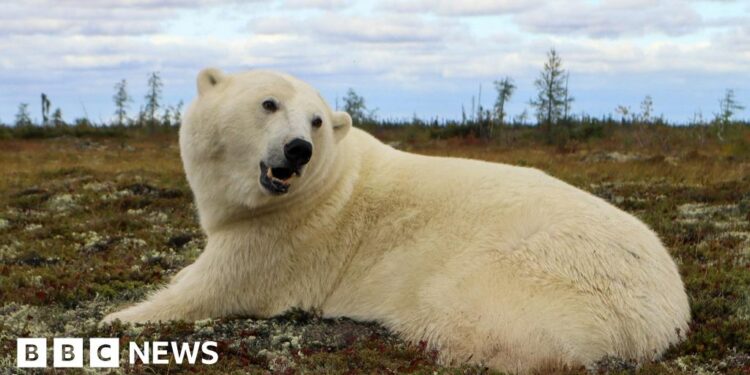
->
[339, 129, 690, 368]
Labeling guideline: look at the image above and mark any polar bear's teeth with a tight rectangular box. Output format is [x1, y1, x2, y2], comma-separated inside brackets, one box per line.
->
[266, 168, 292, 185]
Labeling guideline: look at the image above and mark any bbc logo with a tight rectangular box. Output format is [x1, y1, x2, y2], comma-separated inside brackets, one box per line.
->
[17, 338, 120, 368]
[17, 338, 218, 368]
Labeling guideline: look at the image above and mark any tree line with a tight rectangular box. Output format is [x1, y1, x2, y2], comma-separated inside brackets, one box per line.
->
[4, 48, 746, 144]
[12, 72, 183, 129]
[342, 48, 745, 144]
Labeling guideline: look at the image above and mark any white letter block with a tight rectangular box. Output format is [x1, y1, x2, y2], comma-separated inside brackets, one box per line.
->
[17, 338, 47, 368]
[53, 338, 83, 368]
[90, 338, 120, 368]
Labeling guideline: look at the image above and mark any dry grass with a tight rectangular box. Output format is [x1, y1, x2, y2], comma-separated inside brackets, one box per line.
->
[1, 131, 749, 374]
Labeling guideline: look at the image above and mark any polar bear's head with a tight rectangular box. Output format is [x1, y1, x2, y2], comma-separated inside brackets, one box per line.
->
[180, 68, 352, 214]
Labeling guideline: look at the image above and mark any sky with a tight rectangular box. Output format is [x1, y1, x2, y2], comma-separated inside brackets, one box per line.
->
[0, 0, 748, 124]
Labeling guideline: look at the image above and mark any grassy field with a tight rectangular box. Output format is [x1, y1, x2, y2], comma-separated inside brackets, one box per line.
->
[1, 129, 749, 374]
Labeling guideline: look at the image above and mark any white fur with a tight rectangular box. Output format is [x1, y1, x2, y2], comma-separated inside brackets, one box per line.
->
[104, 69, 690, 373]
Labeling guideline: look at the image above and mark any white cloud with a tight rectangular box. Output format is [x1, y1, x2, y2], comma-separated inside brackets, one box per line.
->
[252, 13, 463, 44]
[379, 0, 544, 16]
[0, 0, 250, 36]
[716, 24, 750, 52]
[0, 0, 748, 122]
[282, 0, 351, 10]
[515, 0, 704, 38]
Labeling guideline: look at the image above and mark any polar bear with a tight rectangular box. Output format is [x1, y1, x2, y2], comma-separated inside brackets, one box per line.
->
[104, 68, 690, 373]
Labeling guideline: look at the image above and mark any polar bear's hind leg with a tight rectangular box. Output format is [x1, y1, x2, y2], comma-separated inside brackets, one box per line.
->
[405, 225, 688, 373]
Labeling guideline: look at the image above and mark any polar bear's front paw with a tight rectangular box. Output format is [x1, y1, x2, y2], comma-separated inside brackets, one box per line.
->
[101, 310, 136, 324]
[101, 305, 154, 324]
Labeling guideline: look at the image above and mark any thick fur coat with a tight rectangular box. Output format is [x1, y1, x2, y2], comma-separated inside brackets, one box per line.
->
[104, 69, 690, 373]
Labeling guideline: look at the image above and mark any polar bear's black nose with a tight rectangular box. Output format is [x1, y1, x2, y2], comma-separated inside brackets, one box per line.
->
[284, 138, 313, 167]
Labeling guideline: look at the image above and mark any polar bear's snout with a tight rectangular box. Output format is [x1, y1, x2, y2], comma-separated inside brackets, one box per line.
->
[258, 138, 313, 195]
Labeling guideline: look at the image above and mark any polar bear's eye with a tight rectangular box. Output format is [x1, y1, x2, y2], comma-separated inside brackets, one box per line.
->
[262, 99, 278, 112]
[311, 117, 322, 128]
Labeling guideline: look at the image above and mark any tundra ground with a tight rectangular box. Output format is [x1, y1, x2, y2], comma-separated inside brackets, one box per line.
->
[1, 133, 749, 374]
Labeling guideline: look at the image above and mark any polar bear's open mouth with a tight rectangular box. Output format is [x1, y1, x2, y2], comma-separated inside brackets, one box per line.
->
[259, 161, 299, 195]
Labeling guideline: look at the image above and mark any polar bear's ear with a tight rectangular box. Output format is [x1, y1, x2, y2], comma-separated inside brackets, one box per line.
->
[197, 68, 224, 95]
[332, 111, 352, 142]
